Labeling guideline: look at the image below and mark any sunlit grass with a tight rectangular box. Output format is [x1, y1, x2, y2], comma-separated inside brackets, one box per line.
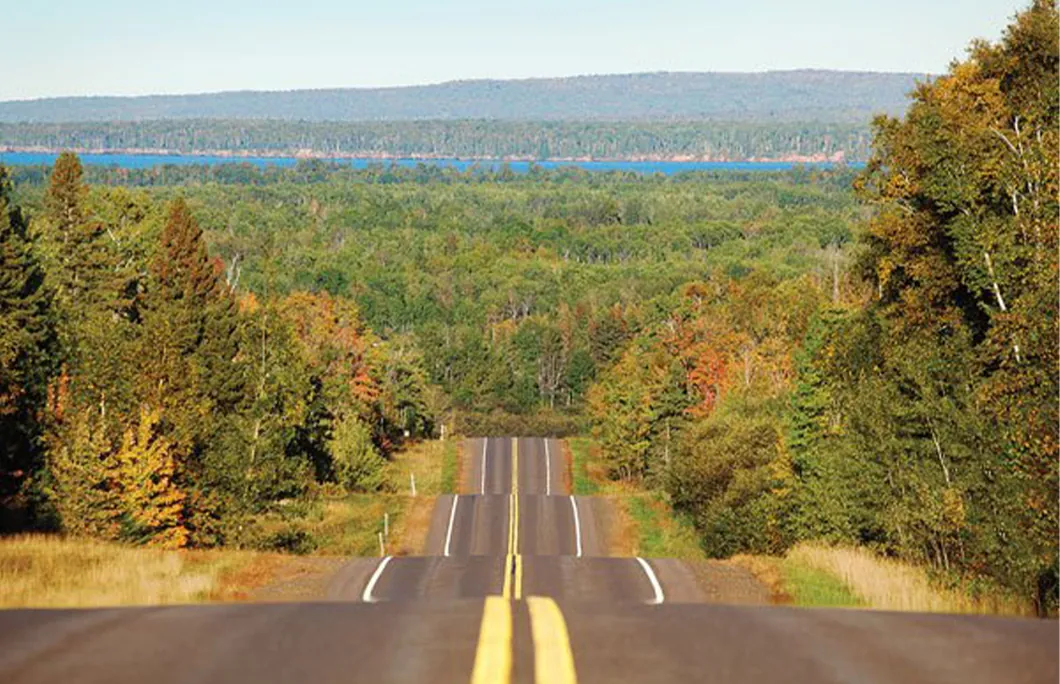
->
[0, 534, 265, 608]
[785, 542, 1032, 616]
[439, 439, 459, 495]
[567, 437, 599, 496]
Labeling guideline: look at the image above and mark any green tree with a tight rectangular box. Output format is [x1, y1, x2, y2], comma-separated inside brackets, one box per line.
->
[0, 166, 53, 511]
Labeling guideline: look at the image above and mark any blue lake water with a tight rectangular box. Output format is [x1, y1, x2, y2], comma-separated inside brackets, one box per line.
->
[0, 151, 858, 175]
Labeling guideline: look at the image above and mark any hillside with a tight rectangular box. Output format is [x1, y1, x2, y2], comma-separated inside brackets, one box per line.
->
[0, 70, 927, 124]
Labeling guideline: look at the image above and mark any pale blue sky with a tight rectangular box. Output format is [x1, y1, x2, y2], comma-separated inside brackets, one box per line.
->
[3, 0, 1026, 100]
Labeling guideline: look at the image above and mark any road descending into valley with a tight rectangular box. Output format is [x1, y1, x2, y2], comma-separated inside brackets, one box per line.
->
[0, 438, 1056, 683]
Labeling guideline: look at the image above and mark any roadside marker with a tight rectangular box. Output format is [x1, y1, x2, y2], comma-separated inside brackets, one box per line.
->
[361, 556, 392, 603]
[444, 495, 459, 557]
[635, 557, 665, 605]
[526, 596, 578, 684]
[470, 596, 513, 684]
[480, 437, 488, 494]
[569, 496, 583, 558]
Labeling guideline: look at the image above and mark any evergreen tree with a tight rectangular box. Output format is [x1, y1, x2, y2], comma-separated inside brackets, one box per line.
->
[140, 198, 246, 542]
[0, 165, 53, 509]
[43, 152, 111, 316]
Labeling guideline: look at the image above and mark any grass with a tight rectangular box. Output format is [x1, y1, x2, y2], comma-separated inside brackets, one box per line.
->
[439, 439, 459, 494]
[626, 492, 706, 560]
[251, 439, 451, 557]
[784, 543, 1032, 616]
[732, 543, 1032, 615]
[0, 534, 274, 608]
[565, 438, 704, 560]
[567, 437, 599, 496]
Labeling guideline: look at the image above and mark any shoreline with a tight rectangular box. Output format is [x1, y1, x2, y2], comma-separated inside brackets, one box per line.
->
[0, 145, 851, 165]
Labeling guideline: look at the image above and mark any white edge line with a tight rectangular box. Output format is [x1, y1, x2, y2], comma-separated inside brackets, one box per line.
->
[545, 438, 552, 496]
[480, 437, 488, 495]
[362, 556, 393, 603]
[635, 557, 665, 605]
[570, 495, 583, 558]
[443, 494, 459, 557]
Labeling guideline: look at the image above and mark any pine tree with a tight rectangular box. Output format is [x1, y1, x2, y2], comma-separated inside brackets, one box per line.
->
[142, 199, 244, 441]
[43, 152, 111, 314]
[139, 199, 245, 542]
[44, 406, 122, 538]
[0, 165, 53, 505]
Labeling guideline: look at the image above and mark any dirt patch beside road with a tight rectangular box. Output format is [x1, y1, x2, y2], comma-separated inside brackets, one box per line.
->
[685, 560, 774, 605]
[244, 556, 349, 602]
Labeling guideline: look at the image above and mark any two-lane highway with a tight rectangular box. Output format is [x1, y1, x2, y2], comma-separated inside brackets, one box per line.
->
[0, 436, 1056, 683]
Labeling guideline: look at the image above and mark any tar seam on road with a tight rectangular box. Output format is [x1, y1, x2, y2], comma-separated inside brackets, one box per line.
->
[569, 496, 583, 558]
[443, 495, 459, 557]
[361, 556, 393, 603]
[470, 596, 512, 684]
[527, 596, 579, 684]
[545, 438, 552, 496]
[635, 557, 665, 605]
[480, 437, 488, 495]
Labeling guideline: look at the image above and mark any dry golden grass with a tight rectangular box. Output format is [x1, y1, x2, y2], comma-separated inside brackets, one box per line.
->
[385, 439, 448, 555]
[0, 534, 270, 608]
[786, 542, 1032, 616]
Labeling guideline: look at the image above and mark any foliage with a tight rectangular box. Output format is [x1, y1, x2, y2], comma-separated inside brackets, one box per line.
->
[585, 1, 1058, 614]
[0, 153, 438, 546]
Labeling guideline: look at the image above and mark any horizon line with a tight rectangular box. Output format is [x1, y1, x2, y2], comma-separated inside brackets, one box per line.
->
[0, 68, 936, 106]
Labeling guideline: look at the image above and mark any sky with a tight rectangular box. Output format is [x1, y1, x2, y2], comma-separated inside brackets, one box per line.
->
[2, 0, 1026, 101]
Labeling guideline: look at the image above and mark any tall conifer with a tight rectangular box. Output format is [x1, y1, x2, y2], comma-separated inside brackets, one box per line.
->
[0, 166, 53, 504]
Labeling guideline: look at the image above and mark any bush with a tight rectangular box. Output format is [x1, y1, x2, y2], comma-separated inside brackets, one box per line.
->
[329, 416, 387, 491]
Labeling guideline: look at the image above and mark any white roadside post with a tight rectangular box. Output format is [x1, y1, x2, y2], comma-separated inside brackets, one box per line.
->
[410, 472, 417, 497]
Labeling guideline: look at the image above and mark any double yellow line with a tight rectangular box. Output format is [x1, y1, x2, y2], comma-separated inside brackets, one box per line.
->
[502, 437, 522, 600]
[471, 438, 577, 684]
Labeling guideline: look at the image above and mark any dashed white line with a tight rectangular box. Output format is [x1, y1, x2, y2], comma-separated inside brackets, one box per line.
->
[480, 437, 488, 495]
[362, 556, 393, 603]
[635, 557, 665, 605]
[443, 495, 460, 557]
[569, 495, 583, 558]
[545, 439, 552, 496]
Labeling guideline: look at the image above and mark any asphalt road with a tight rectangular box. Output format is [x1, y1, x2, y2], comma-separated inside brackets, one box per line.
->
[0, 437, 1056, 683]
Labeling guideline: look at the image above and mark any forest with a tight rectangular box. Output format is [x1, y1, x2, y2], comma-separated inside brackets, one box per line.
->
[1, 119, 873, 163]
[0, 2, 1055, 612]
[0, 70, 920, 123]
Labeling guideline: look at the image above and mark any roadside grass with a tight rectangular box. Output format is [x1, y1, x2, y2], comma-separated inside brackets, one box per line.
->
[565, 438, 704, 560]
[732, 543, 1032, 615]
[439, 439, 459, 494]
[567, 437, 599, 496]
[784, 543, 1032, 616]
[0, 441, 456, 607]
[247, 439, 452, 557]
[0, 534, 273, 608]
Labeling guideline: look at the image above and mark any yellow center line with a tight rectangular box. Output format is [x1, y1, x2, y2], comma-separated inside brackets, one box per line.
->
[470, 596, 512, 684]
[527, 596, 578, 684]
[502, 437, 521, 599]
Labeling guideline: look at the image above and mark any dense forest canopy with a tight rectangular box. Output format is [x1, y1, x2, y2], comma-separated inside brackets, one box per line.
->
[0, 119, 873, 163]
[0, 1, 1054, 615]
[0, 71, 924, 123]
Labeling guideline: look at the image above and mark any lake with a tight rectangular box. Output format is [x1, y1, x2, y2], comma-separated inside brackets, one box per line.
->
[0, 151, 858, 175]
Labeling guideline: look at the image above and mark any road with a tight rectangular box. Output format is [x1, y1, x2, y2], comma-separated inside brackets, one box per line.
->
[0, 437, 1056, 683]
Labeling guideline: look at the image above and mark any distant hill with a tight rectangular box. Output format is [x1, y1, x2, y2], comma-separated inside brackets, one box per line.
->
[0, 71, 928, 124]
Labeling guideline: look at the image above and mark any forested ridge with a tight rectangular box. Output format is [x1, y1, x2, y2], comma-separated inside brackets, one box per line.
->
[0, 119, 870, 162]
[0, 3, 1055, 614]
[0, 70, 922, 123]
